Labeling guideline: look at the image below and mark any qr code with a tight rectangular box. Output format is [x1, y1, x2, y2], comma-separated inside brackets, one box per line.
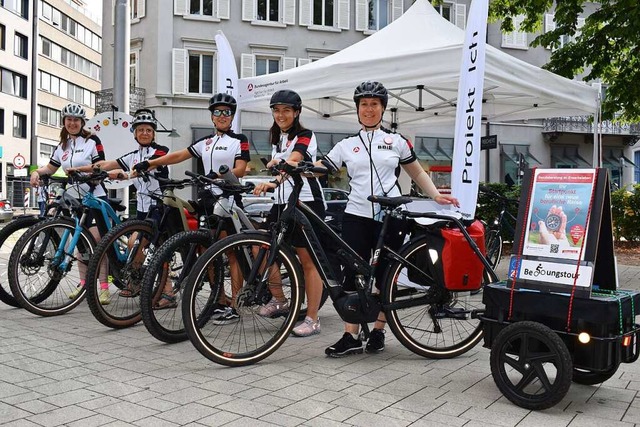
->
[550, 244, 559, 254]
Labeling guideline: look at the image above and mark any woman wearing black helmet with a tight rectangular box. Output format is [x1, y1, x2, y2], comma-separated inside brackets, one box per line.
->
[253, 89, 326, 337]
[29, 103, 110, 304]
[321, 81, 459, 357]
[133, 93, 250, 318]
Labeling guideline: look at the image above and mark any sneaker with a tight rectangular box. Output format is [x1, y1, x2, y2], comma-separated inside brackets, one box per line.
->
[365, 328, 385, 353]
[292, 316, 321, 337]
[325, 332, 363, 358]
[210, 303, 229, 318]
[98, 289, 111, 306]
[68, 285, 84, 300]
[257, 297, 290, 318]
[212, 307, 240, 325]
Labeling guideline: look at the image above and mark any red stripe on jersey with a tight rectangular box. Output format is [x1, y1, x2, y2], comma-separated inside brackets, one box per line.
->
[154, 150, 167, 156]
[406, 139, 414, 150]
[240, 141, 250, 151]
[296, 136, 311, 147]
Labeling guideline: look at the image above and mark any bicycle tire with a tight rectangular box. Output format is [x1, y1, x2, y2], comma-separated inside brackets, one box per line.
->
[182, 232, 303, 366]
[383, 235, 484, 359]
[485, 229, 503, 269]
[8, 217, 95, 316]
[85, 220, 154, 328]
[0, 216, 43, 307]
[140, 230, 214, 343]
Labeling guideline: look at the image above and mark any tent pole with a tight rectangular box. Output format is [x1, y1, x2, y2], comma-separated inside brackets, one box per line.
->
[593, 85, 602, 168]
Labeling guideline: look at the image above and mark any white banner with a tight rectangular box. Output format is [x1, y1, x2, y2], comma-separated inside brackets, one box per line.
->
[450, 0, 489, 219]
[508, 257, 593, 288]
[215, 30, 240, 131]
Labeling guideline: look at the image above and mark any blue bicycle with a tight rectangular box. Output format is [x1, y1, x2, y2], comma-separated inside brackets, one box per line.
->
[8, 170, 126, 316]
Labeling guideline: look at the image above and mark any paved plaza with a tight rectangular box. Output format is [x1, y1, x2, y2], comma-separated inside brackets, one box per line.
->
[2, 262, 640, 426]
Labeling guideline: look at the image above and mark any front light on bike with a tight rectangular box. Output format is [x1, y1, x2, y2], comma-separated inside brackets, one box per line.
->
[429, 249, 439, 264]
[578, 332, 591, 344]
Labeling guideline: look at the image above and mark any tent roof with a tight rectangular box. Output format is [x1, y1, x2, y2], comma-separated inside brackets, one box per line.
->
[237, 0, 597, 129]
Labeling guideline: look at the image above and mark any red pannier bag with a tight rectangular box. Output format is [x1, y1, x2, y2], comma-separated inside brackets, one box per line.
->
[440, 220, 486, 291]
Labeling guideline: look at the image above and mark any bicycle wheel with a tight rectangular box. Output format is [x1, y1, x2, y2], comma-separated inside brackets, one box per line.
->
[383, 235, 484, 358]
[485, 229, 503, 269]
[8, 217, 95, 316]
[85, 220, 154, 328]
[182, 232, 303, 366]
[140, 230, 214, 343]
[0, 216, 42, 307]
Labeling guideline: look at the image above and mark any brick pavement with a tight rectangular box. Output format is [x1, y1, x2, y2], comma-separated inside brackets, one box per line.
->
[2, 261, 640, 426]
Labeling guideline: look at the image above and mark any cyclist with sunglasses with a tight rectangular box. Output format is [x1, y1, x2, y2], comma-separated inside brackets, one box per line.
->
[133, 93, 251, 321]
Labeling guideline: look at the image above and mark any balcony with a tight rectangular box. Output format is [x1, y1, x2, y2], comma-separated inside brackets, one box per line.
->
[95, 87, 146, 114]
[543, 116, 640, 145]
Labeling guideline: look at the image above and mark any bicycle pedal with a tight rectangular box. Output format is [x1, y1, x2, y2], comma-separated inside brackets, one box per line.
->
[434, 307, 469, 320]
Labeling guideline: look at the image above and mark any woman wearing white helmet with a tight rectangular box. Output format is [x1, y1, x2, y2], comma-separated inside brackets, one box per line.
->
[30, 103, 109, 304]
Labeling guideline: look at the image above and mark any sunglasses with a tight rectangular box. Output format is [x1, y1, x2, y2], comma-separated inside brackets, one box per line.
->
[212, 109, 233, 117]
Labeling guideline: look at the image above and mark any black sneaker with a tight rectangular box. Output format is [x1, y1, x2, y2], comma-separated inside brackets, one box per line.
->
[325, 333, 363, 358]
[365, 328, 385, 353]
[212, 307, 240, 325]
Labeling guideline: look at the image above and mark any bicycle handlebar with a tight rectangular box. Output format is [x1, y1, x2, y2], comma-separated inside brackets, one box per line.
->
[478, 185, 518, 203]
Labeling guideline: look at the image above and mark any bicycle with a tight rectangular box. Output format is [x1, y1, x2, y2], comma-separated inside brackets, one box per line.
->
[84, 170, 234, 329]
[181, 162, 498, 366]
[7, 170, 125, 316]
[478, 185, 518, 269]
[139, 169, 257, 342]
[0, 175, 70, 307]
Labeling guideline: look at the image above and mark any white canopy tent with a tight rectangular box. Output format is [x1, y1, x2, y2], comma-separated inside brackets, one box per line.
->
[237, 0, 598, 130]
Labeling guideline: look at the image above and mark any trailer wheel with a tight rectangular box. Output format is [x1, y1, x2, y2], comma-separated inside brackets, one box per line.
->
[490, 321, 572, 410]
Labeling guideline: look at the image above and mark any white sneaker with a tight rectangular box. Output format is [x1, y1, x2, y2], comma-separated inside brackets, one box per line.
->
[257, 297, 290, 318]
[292, 316, 321, 337]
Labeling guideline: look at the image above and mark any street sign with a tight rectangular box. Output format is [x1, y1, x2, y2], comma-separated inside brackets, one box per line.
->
[480, 135, 498, 150]
[14, 168, 28, 177]
[13, 153, 26, 169]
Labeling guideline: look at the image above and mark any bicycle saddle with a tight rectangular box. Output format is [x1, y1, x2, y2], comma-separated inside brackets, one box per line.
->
[367, 195, 413, 207]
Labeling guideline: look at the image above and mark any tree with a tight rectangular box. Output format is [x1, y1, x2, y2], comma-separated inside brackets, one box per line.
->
[489, 0, 640, 122]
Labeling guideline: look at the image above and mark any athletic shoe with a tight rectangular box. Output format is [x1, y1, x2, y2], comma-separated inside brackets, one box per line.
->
[257, 297, 290, 318]
[365, 328, 385, 353]
[292, 316, 320, 337]
[68, 285, 84, 300]
[210, 303, 229, 318]
[212, 307, 240, 325]
[325, 332, 363, 357]
[98, 289, 111, 306]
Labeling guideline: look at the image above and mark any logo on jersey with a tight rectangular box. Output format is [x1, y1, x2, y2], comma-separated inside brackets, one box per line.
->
[377, 145, 392, 151]
[384, 136, 393, 145]
[206, 138, 213, 145]
[286, 140, 292, 149]
[62, 151, 70, 161]
[353, 147, 360, 153]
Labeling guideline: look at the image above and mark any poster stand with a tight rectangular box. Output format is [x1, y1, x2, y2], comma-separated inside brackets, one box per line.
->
[508, 168, 616, 298]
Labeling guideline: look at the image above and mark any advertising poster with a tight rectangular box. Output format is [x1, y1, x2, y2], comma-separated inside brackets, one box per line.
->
[522, 169, 596, 261]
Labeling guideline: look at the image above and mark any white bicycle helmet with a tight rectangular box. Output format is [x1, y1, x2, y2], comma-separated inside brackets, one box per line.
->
[62, 103, 86, 120]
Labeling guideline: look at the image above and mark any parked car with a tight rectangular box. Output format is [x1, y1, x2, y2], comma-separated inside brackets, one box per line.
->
[0, 199, 13, 222]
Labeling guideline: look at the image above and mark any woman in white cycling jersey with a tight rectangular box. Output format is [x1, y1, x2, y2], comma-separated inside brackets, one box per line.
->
[253, 89, 326, 337]
[321, 81, 459, 357]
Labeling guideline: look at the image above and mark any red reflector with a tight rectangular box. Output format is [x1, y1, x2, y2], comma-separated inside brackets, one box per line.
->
[623, 336, 632, 347]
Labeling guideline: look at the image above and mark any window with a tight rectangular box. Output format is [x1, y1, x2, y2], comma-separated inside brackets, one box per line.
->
[14, 32, 27, 59]
[355, 0, 403, 32]
[130, 51, 138, 87]
[0, 24, 5, 50]
[544, 14, 585, 50]
[502, 15, 528, 50]
[190, 0, 213, 16]
[1, 68, 27, 98]
[188, 53, 213, 94]
[368, 0, 388, 31]
[256, 57, 280, 76]
[38, 105, 61, 127]
[434, 2, 452, 22]
[258, 0, 279, 21]
[3, 0, 28, 19]
[131, 0, 146, 19]
[313, 0, 333, 26]
[0, 108, 4, 134]
[13, 112, 27, 138]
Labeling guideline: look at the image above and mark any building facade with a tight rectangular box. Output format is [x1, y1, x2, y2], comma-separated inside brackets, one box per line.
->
[98, 0, 639, 191]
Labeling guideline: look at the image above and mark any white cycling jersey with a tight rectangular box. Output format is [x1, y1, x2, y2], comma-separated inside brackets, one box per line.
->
[271, 129, 324, 205]
[117, 142, 169, 214]
[324, 128, 416, 220]
[49, 135, 106, 198]
[187, 131, 250, 196]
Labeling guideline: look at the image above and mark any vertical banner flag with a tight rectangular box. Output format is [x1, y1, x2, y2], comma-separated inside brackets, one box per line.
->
[215, 30, 240, 131]
[450, 0, 489, 219]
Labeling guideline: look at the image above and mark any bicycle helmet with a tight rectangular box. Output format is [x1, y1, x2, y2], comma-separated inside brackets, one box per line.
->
[61, 103, 87, 120]
[270, 90, 302, 111]
[132, 109, 157, 130]
[208, 93, 237, 114]
[353, 81, 388, 109]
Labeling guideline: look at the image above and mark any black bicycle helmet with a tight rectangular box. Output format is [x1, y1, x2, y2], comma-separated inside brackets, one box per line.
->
[353, 81, 388, 109]
[132, 108, 157, 130]
[269, 90, 302, 110]
[208, 93, 237, 114]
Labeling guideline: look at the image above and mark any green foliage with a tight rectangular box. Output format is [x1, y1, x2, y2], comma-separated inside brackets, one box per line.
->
[489, 0, 640, 122]
[611, 185, 640, 241]
[476, 182, 521, 241]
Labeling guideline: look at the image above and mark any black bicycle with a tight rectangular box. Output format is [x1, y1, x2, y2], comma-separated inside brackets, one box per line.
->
[479, 185, 518, 269]
[181, 161, 498, 366]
